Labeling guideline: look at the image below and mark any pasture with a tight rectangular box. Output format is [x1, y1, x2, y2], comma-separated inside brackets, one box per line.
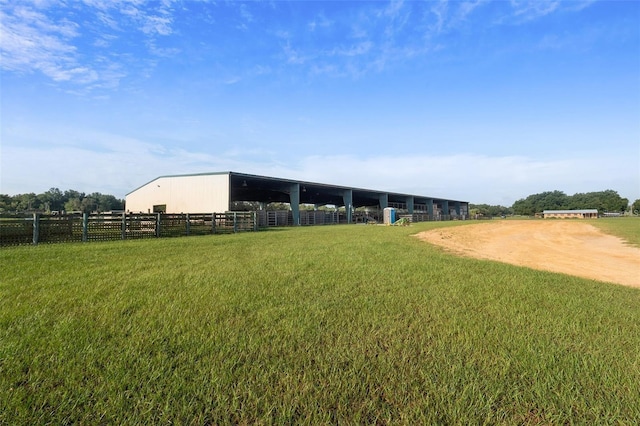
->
[1, 219, 639, 424]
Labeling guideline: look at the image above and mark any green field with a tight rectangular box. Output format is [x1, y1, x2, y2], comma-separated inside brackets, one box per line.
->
[2, 219, 639, 424]
[591, 217, 640, 247]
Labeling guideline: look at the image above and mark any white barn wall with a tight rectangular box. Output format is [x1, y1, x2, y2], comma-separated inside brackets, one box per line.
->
[126, 174, 230, 213]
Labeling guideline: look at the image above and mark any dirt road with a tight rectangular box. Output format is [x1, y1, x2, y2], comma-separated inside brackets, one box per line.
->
[415, 221, 640, 288]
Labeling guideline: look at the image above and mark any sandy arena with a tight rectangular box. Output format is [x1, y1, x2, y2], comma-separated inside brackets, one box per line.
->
[416, 221, 640, 288]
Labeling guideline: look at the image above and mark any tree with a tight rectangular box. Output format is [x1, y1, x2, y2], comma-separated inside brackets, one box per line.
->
[0, 189, 123, 213]
[512, 189, 630, 215]
[512, 197, 534, 216]
[0, 194, 11, 213]
[630, 199, 640, 215]
[80, 197, 97, 213]
[566, 190, 627, 212]
[64, 189, 85, 201]
[512, 191, 569, 215]
[230, 201, 261, 211]
[64, 198, 82, 212]
[13, 193, 41, 211]
[469, 204, 512, 217]
[89, 193, 124, 212]
[596, 190, 627, 213]
[537, 190, 570, 211]
[40, 188, 64, 212]
[266, 202, 290, 210]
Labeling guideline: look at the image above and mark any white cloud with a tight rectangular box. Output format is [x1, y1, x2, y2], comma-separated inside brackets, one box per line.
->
[224, 76, 241, 85]
[0, 6, 80, 78]
[381, 0, 405, 19]
[457, 0, 484, 21]
[3, 134, 637, 206]
[274, 154, 640, 205]
[282, 41, 308, 65]
[308, 13, 333, 32]
[380, 0, 411, 38]
[0, 0, 178, 92]
[238, 3, 254, 24]
[141, 14, 173, 36]
[328, 41, 373, 58]
[510, 0, 560, 21]
[428, 0, 449, 34]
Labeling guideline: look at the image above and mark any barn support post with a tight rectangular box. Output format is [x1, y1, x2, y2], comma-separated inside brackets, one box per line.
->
[342, 189, 353, 224]
[406, 196, 414, 214]
[379, 194, 388, 210]
[442, 200, 449, 220]
[455, 201, 461, 218]
[32, 213, 40, 245]
[289, 183, 300, 226]
[427, 199, 434, 221]
[82, 213, 88, 242]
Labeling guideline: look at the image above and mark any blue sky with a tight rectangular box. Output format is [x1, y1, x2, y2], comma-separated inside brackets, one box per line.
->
[1, 0, 639, 206]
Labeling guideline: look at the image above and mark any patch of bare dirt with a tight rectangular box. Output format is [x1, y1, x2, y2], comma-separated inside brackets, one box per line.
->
[415, 221, 640, 288]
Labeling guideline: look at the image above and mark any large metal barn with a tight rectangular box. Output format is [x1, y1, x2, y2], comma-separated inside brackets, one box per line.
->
[125, 171, 468, 225]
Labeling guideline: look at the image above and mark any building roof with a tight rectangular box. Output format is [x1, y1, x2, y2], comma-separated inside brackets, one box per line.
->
[128, 171, 468, 207]
[543, 209, 598, 214]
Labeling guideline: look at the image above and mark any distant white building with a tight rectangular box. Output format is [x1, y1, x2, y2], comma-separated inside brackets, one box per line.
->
[543, 209, 598, 219]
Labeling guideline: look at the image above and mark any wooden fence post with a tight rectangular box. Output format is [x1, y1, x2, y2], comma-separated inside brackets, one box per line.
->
[186, 213, 190, 236]
[233, 212, 238, 233]
[212, 213, 216, 234]
[32, 213, 39, 245]
[82, 213, 88, 242]
[253, 211, 257, 231]
[121, 212, 127, 240]
[156, 213, 161, 238]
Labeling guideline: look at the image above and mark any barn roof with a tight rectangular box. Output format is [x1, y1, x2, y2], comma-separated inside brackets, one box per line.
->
[128, 171, 468, 207]
[543, 209, 598, 214]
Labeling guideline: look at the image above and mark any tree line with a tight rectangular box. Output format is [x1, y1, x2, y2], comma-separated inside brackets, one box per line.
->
[0, 188, 124, 214]
[1, 187, 638, 216]
[511, 190, 632, 216]
[472, 190, 638, 217]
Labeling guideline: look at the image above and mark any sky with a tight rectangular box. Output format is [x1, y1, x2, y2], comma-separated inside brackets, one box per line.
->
[1, 0, 639, 206]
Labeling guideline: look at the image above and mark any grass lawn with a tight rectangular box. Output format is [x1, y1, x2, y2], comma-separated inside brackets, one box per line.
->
[591, 217, 640, 247]
[1, 220, 639, 424]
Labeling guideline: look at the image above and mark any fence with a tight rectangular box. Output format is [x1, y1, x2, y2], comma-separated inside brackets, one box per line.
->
[256, 210, 348, 227]
[0, 212, 257, 247]
[1, 209, 467, 247]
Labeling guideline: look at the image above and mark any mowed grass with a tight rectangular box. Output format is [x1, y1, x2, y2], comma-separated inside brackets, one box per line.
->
[591, 217, 640, 247]
[1, 221, 639, 424]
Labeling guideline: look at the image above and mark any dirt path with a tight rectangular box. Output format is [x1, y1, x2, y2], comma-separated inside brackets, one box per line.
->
[415, 221, 640, 288]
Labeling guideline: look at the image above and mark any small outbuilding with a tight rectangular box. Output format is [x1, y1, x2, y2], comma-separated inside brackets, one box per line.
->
[543, 209, 598, 219]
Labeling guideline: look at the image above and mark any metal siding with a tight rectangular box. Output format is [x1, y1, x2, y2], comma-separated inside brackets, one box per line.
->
[125, 174, 230, 213]
[169, 174, 229, 213]
[126, 171, 468, 216]
[125, 177, 169, 213]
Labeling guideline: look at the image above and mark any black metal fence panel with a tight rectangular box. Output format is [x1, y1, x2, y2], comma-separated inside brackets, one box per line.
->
[38, 214, 83, 244]
[87, 215, 123, 242]
[0, 215, 33, 246]
[1, 210, 466, 247]
[0, 212, 258, 247]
